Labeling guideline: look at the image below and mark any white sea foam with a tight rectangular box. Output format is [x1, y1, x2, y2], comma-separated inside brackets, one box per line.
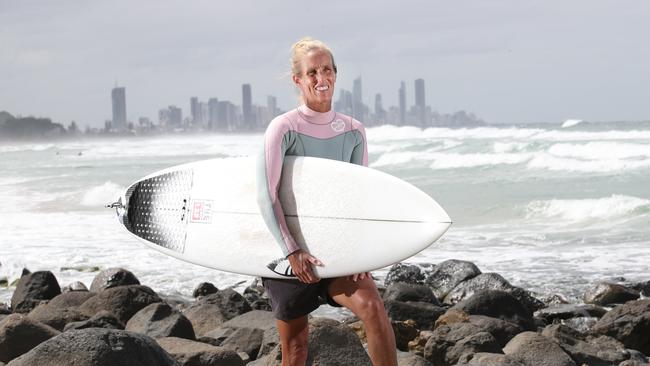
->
[533, 129, 650, 142]
[561, 119, 584, 128]
[525, 195, 650, 222]
[367, 125, 544, 141]
[493, 142, 530, 153]
[548, 142, 650, 160]
[429, 152, 532, 169]
[527, 153, 650, 172]
[81, 181, 125, 206]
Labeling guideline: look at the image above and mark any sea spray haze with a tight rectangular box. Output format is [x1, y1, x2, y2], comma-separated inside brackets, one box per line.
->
[1, 122, 648, 306]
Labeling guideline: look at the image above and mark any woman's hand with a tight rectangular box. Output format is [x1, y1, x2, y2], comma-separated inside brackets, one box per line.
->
[349, 272, 372, 282]
[287, 250, 323, 283]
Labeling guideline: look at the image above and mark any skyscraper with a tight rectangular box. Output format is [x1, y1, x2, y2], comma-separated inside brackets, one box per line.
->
[190, 97, 202, 125]
[374, 93, 385, 125]
[242, 84, 253, 129]
[208, 98, 219, 130]
[352, 77, 363, 121]
[398, 81, 406, 125]
[267, 95, 277, 120]
[415, 78, 426, 125]
[111, 86, 126, 130]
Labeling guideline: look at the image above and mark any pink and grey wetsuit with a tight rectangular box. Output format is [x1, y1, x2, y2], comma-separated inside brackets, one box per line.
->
[257, 105, 368, 257]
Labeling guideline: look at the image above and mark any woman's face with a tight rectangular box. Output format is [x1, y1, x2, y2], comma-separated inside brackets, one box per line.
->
[293, 49, 336, 112]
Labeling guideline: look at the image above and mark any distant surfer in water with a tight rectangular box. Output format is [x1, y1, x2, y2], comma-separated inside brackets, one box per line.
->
[257, 37, 397, 365]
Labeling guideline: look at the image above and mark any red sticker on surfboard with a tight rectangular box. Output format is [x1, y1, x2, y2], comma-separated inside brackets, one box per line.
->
[190, 199, 213, 223]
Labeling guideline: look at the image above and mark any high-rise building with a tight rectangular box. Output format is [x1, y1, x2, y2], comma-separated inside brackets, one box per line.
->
[352, 77, 364, 121]
[208, 98, 219, 130]
[398, 81, 406, 125]
[159, 105, 182, 128]
[415, 78, 426, 125]
[267, 95, 277, 120]
[111, 86, 127, 130]
[242, 84, 253, 129]
[190, 97, 203, 125]
[374, 93, 386, 125]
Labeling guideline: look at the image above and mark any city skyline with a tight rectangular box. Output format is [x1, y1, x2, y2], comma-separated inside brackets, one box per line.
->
[105, 76, 484, 133]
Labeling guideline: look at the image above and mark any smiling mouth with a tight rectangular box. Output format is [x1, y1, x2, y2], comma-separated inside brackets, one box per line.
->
[315, 85, 329, 92]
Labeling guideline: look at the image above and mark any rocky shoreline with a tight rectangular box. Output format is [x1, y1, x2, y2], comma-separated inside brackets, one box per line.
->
[1, 260, 649, 366]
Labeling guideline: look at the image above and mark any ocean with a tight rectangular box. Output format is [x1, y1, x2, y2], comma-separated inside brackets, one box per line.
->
[1, 121, 649, 315]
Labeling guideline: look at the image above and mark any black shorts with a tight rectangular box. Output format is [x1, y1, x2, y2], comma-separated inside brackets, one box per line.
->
[262, 277, 342, 321]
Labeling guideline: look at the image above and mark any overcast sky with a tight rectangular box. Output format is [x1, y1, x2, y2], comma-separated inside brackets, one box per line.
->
[1, 0, 649, 126]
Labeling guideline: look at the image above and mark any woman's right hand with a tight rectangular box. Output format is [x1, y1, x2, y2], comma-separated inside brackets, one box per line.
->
[287, 249, 323, 283]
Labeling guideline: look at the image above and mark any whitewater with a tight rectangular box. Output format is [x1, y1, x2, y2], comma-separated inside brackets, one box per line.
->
[1, 122, 649, 312]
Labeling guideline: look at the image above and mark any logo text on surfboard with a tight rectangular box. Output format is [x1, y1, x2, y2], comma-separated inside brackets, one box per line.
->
[190, 199, 213, 224]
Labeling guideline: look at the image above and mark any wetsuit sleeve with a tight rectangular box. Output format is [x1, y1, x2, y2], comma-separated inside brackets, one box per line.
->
[256, 118, 300, 257]
[350, 123, 369, 167]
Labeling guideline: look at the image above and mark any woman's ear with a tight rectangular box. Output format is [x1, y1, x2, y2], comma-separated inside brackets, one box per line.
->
[292, 74, 301, 87]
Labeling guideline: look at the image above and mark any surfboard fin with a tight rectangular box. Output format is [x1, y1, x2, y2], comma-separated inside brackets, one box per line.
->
[266, 258, 296, 278]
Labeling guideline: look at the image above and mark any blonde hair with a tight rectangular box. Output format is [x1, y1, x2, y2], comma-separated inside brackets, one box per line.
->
[290, 37, 337, 77]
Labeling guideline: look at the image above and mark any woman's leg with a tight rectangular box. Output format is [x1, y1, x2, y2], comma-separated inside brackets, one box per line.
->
[276, 315, 309, 366]
[328, 277, 397, 366]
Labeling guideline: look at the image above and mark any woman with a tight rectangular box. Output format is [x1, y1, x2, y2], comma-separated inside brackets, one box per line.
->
[257, 37, 397, 366]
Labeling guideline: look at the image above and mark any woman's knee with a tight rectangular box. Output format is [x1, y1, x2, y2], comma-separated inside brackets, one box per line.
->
[353, 293, 388, 322]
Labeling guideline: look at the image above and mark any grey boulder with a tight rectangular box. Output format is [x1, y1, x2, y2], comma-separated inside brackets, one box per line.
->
[126, 302, 195, 340]
[89, 267, 140, 292]
[7, 328, 178, 366]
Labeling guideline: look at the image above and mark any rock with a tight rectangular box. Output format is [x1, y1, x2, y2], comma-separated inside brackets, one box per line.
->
[160, 293, 192, 312]
[451, 290, 535, 330]
[78, 284, 162, 324]
[220, 327, 264, 359]
[468, 315, 523, 347]
[0, 314, 60, 363]
[7, 328, 178, 366]
[247, 344, 282, 366]
[157, 336, 244, 366]
[630, 280, 650, 297]
[10, 271, 61, 313]
[423, 322, 501, 366]
[0, 305, 9, 315]
[0, 278, 7, 288]
[397, 350, 433, 366]
[445, 273, 544, 313]
[385, 263, 426, 286]
[542, 323, 630, 366]
[196, 289, 252, 320]
[40, 291, 95, 309]
[434, 309, 471, 329]
[183, 289, 251, 337]
[462, 352, 525, 366]
[89, 267, 140, 292]
[306, 320, 372, 366]
[424, 259, 481, 300]
[584, 282, 640, 306]
[60, 281, 89, 293]
[392, 320, 419, 351]
[126, 303, 195, 340]
[183, 303, 227, 338]
[27, 304, 87, 331]
[258, 326, 280, 359]
[384, 282, 440, 305]
[561, 316, 600, 333]
[64, 310, 124, 331]
[409, 330, 434, 357]
[199, 327, 234, 346]
[243, 292, 272, 311]
[193, 282, 219, 298]
[220, 310, 276, 331]
[503, 331, 576, 366]
[385, 300, 446, 330]
[591, 299, 650, 355]
[535, 303, 608, 323]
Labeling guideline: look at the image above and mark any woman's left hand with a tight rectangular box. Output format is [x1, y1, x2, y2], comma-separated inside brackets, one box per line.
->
[349, 272, 372, 282]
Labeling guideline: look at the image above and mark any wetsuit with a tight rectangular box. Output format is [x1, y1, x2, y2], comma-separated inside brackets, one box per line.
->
[256, 104, 368, 320]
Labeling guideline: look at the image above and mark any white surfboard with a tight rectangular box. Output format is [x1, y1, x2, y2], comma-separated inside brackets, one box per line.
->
[111, 156, 451, 278]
